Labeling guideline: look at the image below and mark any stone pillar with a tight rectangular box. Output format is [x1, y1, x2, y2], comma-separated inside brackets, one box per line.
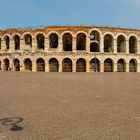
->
[9, 59, 14, 71]
[45, 37, 49, 52]
[72, 61, 76, 72]
[72, 37, 76, 53]
[59, 61, 62, 72]
[86, 37, 90, 53]
[32, 60, 36, 72]
[1, 39, 5, 51]
[20, 38, 24, 51]
[100, 62, 104, 72]
[86, 60, 90, 72]
[10, 39, 15, 51]
[1, 59, 4, 71]
[45, 60, 49, 72]
[137, 62, 140, 73]
[32, 38, 36, 52]
[20, 65, 24, 72]
[114, 39, 117, 54]
[137, 41, 140, 54]
[3, 59, 6, 71]
[20, 60, 24, 72]
[58, 37, 63, 52]
[126, 40, 129, 54]
[100, 37, 104, 53]
[126, 62, 129, 72]
[114, 62, 117, 72]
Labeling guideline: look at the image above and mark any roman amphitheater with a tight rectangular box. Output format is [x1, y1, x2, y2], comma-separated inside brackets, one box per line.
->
[0, 26, 140, 73]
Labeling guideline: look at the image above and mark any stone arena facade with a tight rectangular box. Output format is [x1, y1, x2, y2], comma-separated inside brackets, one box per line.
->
[0, 26, 140, 73]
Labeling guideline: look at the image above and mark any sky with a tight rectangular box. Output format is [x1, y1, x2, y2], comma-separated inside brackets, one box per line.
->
[0, 0, 140, 29]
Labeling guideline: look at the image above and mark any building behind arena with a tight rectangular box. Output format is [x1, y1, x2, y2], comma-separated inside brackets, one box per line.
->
[0, 26, 139, 72]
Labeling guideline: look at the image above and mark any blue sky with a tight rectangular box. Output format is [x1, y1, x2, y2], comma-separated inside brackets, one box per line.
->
[0, 0, 139, 29]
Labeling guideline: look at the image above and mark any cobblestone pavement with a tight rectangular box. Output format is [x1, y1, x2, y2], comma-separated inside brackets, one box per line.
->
[0, 72, 140, 140]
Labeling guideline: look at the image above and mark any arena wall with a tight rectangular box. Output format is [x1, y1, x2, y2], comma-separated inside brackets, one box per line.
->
[0, 26, 140, 73]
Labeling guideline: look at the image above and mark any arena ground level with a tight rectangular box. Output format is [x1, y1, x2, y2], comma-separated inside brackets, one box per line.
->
[0, 72, 140, 140]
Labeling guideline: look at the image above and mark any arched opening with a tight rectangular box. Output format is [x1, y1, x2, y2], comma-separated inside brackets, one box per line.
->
[117, 35, 126, 53]
[104, 58, 113, 72]
[49, 33, 58, 48]
[90, 42, 99, 52]
[14, 59, 20, 71]
[49, 58, 59, 72]
[24, 34, 32, 47]
[117, 59, 125, 72]
[62, 58, 72, 72]
[24, 58, 32, 71]
[37, 34, 45, 49]
[63, 33, 72, 51]
[90, 58, 100, 72]
[129, 36, 137, 54]
[36, 58, 45, 72]
[129, 59, 137, 72]
[90, 30, 100, 41]
[4, 59, 10, 71]
[104, 34, 113, 52]
[4, 36, 10, 50]
[14, 35, 20, 50]
[90, 30, 100, 52]
[76, 58, 86, 72]
[76, 33, 86, 50]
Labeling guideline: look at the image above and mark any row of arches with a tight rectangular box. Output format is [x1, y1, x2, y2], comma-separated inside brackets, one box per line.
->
[0, 31, 138, 53]
[1, 58, 137, 72]
[103, 59, 136, 72]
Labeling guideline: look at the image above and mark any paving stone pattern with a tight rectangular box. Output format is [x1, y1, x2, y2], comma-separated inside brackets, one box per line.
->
[0, 72, 140, 140]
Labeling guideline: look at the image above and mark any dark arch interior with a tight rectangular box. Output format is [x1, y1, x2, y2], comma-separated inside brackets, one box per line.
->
[104, 34, 113, 52]
[129, 59, 136, 72]
[5, 36, 10, 50]
[63, 33, 72, 51]
[62, 58, 72, 72]
[90, 58, 100, 72]
[76, 33, 86, 50]
[129, 36, 136, 54]
[76, 58, 86, 72]
[117, 59, 125, 72]
[117, 35, 126, 53]
[14, 59, 20, 71]
[90, 42, 99, 52]
[49, 33, 58, 48]
[14, 35, 20, 50]
[37, 34, 45, 49]
[24, 59, 32, 71]
[90, 31, 100, 52]
[49, 58, 59, 72]
[4, 59, 10, 71]
[25, 34, 32, 46]
[37, 58, 45, 72]
[104, 59, 113, 72]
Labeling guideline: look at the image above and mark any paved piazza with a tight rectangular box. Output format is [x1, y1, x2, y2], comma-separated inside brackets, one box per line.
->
[0, 72, 140, 140]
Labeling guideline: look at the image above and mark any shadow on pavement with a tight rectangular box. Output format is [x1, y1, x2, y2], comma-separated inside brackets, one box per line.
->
[0, 117, 23, 132]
